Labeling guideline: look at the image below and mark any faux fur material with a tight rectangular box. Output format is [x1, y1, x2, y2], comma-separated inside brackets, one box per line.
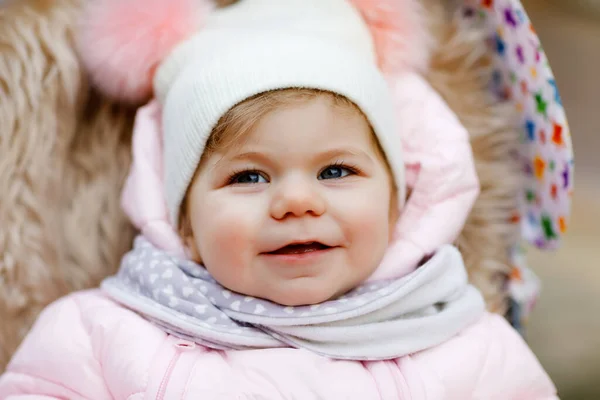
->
[0, 0, 519, 371]
[77, 0, 209, 103]
[0, 0, 136, 370]
[422, 1, 520, 314]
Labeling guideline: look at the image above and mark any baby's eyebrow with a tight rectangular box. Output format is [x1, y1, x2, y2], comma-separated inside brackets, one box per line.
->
[212, 147, 374, 170]
[315, 147, 372, 162]
[307, 147, 377, 169]
[212, 151, 275, 170]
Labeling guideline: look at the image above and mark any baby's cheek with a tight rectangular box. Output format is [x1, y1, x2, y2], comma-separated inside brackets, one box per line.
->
[213, 221, 251, 257]
[199, 221, 248, 287]
[350, 196, 390, 234]
[345, 197, 391, 267]
[199, 200, 259, 267]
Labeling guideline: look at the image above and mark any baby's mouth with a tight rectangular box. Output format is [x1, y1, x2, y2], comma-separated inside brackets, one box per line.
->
[268, 242, 331, 255]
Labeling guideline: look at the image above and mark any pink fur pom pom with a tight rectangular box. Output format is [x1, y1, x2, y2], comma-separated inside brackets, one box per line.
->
[349, 0, 431, 74]
[77, 0, 212, 103]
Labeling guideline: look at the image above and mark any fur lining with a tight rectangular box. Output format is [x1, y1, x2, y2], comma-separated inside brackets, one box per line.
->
[423, 1, 520, 314]
[0, 0, 136, 370]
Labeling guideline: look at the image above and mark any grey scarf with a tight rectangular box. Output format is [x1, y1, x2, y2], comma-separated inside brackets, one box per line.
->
[102, 236, 484, 360]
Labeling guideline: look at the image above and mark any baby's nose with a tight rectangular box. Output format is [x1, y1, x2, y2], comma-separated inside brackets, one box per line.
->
[269, 177, 326, 219]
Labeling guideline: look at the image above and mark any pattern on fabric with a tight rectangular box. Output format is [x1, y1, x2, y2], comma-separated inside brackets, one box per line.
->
[464, 0, 574, 249]
[460, 0, 574, 327]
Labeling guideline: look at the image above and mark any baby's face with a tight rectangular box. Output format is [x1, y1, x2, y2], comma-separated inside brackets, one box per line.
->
[184, 97, 396, 306]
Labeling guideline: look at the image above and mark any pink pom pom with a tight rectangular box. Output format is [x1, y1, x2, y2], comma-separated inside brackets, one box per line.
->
[77, 0, 212, 103]
[349, 0, 431, 74]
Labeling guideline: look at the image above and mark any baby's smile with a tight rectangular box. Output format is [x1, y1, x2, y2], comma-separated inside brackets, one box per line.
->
[260, 241, 339, 269]
[263, 241, 334, 255]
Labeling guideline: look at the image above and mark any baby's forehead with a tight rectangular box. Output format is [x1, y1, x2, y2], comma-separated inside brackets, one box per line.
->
[206, 92, 379, 159]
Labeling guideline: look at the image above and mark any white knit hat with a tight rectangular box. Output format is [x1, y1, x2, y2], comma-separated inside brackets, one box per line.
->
[153, 0, 405, 225]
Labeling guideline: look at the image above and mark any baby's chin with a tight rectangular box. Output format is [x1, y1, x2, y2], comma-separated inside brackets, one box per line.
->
[257, 278, 357, 307]
[265, 292, 333, 307]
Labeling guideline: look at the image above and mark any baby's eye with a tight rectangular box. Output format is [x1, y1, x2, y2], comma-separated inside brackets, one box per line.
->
[228, 171, 268, 184]
[318, 165, 355, 180]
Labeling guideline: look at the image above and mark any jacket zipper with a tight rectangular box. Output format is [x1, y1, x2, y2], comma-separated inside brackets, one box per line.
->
[155, 349, 182, 400]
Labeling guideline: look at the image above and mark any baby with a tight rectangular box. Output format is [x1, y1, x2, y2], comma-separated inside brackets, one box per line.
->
[0, 0, 557, 398]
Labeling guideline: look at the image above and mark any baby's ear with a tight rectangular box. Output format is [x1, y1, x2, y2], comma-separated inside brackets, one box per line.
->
[388, 180, 402, 237]
[179, 208, 203, 263]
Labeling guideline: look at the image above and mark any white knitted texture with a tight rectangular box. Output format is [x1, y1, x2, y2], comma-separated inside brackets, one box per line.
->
[161, 33, 405, 225]
[154, 0, 377, 103]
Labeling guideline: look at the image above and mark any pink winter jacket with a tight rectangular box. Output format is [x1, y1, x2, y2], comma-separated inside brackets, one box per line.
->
[0, 290, 557, 399]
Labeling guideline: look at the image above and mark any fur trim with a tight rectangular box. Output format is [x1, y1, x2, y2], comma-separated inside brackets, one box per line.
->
[76, 0, 212, 103]
[0, 0, 136, 370]
[423, 1, 520, 314]
[349, 0, 432, 73]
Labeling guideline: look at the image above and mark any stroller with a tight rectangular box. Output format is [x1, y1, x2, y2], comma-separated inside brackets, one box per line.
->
[0, 0, 574, 371]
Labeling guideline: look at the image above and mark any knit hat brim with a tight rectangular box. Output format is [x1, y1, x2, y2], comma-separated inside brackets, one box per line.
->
[159, 32, 405, 226]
